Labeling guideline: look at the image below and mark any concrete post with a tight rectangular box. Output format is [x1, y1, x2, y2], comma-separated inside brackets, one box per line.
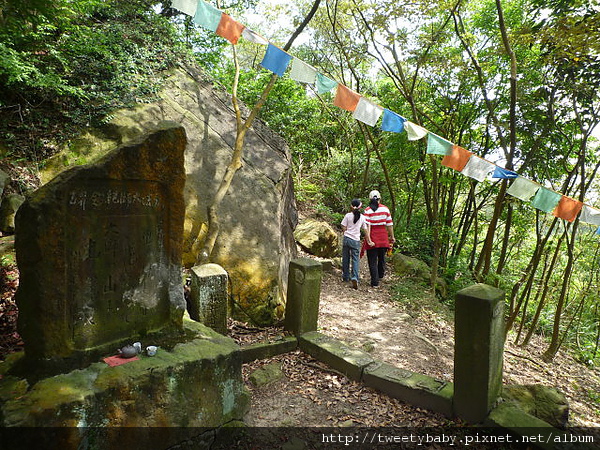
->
[284, 258, 323, 336]
[189, 263, 229, 334]
[454, 283, 505, 423]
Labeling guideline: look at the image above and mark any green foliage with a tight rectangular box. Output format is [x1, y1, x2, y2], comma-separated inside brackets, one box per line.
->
[0, 0, 192, 161]
[0, 253, 16, 269]
[392, 277, 452, 320]
[395, 213, 434, 262]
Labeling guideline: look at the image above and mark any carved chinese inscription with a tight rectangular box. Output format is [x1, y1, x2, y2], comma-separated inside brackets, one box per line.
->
[65, 181, 170, 347]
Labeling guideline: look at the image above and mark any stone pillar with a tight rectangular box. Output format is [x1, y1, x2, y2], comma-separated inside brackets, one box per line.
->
[189, 264, 229, 334]
[454, 283, 505, 423]
[284, 258, 323, 336]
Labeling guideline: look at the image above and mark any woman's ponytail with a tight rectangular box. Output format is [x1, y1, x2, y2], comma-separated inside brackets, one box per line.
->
[350, 198, 362, 224]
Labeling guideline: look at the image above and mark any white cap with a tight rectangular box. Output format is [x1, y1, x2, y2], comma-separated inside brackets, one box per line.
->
[369, 190, 381, 200]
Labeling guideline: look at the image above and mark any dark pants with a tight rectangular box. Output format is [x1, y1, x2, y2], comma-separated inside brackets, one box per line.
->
[366, 247, 387, 287]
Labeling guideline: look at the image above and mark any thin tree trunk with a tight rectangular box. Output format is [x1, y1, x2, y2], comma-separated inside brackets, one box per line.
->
[198, 0, 322, 262]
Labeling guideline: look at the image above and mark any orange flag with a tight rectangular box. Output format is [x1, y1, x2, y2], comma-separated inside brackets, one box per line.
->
[216, 13, 245, 44]
[333, 84, 360, 112]
[553, 196, 583, 222]
[442, 145, 472, 172]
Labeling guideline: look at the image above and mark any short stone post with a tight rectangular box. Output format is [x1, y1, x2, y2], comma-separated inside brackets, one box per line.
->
[454, 283, 505, 423]
[189, 263, 229, 334]
[284, 258, 323, 336]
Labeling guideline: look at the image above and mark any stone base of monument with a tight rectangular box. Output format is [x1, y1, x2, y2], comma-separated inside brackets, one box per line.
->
[0, 318, 249, 448]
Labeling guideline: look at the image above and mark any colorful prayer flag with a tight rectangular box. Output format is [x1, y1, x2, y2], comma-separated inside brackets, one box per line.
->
[405, 121, 428, 141]
[353, 97, 384, 127]
[426, 132, 453, 156]
[216, 14, 245, 44]
[492, 166, 518, 179]
[290, 58, 317, 84]
[442, 145, 472, 172]
[553, 196, 583, 222]
[506, 177, 540, 202]
[381, 109, 405, 133]
[315, 73, 337, 94]
[241, 28, 268, 45]
[531, 187, 562, 213]
[460, 156, 495, 182]
[193, 0, 222, 31]
[580, 205, 600, 226]
[260, 43, 292, 77]
[333, 84, 360, 112]
[172, 0, 197, 16]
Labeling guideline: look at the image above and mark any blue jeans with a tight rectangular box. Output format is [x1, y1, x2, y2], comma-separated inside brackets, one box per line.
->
[342, 236, 361, 282]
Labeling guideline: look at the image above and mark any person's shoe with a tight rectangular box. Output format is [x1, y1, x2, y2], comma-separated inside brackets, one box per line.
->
[351, 279, 358, 290]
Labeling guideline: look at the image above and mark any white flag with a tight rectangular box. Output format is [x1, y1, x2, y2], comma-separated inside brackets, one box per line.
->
[352, 97, 384, 127]
[405, 121, 428, 140]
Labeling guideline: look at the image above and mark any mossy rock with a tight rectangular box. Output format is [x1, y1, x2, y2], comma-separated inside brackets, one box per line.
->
[294, 220, 338, 258]
[502, 384, 569, 429]
[248, 362, 283, 387]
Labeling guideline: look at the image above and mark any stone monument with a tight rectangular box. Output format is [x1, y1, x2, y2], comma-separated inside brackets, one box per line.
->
[15, 122, 187, 365]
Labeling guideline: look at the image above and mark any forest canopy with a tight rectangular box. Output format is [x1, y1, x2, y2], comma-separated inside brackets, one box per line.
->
[1, 0, 600, 364]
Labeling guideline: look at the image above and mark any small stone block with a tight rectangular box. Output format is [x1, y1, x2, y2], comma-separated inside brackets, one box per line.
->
[284, 258, 323, 336]
[240, 337, 298, 363]
[189, 263, 229, 334]
[363, 362, 454, 418]
[454, 283, 505, 424]
[298, 331, 375, 381]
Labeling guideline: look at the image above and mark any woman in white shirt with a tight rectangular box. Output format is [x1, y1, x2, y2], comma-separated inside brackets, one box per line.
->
[341, 199, 373, 289]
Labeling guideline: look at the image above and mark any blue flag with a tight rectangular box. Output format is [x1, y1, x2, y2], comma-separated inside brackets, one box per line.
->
[381, 109, 405, 133]
[260, 43, 292, 77]
[492, 166, 518, 179]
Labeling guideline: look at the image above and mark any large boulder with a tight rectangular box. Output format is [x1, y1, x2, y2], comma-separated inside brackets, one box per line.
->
[40, 64, 297, 325]
[294, 220, 338, 258]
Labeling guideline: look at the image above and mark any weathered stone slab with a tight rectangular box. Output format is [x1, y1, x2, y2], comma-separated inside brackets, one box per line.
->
[0, 320, 250, 448]
[15, 123, 187, 363]
[189, 263, 229, 334]
[454, 283, 505, 423]
[284, 258, 322, 336]
[240, 336, 298, 363]
[362, 361, 454, 418]
[299, 331, 375, 381]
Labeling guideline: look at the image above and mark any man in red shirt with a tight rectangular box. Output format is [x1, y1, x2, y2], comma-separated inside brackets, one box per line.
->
[363, 190, 395, 288]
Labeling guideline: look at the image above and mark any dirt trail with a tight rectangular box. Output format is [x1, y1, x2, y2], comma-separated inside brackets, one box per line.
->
[241, 256, 600, 428]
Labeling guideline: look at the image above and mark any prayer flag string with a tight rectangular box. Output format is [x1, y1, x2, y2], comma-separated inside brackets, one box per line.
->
[170, 0, 600, 231]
